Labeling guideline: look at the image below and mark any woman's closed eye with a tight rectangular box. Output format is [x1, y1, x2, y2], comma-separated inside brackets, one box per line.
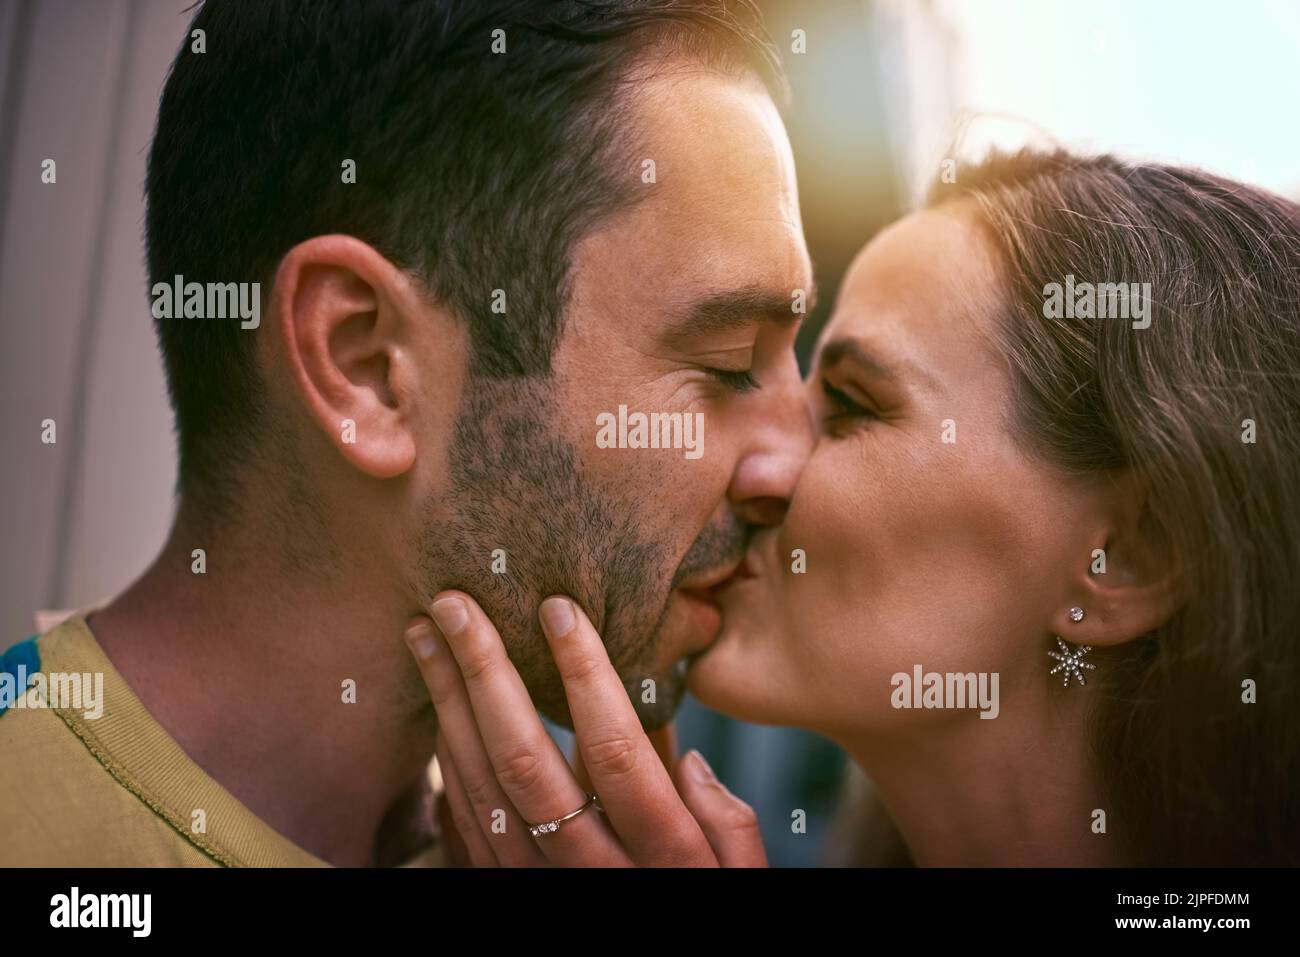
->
[821, 377, 877, 426]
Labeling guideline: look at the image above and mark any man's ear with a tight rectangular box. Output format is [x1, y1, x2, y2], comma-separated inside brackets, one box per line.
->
[1053, 475, 1185, 647]
[267, 234, 461, 479]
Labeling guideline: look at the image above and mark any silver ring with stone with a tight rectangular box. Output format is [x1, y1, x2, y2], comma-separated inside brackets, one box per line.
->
[528, 794, 601, 838]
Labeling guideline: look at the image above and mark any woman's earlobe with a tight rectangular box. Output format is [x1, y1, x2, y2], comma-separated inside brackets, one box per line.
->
[1062, 551, 1185, 648]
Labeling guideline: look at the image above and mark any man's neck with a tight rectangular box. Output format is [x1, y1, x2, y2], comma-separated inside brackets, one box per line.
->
[87, 508, 438, 867]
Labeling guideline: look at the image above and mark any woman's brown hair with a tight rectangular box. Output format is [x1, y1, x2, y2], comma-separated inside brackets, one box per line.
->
[930, 149, 1300, 864]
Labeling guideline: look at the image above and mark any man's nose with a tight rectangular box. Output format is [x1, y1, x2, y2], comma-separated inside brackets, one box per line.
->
[728, 372, 814, 527]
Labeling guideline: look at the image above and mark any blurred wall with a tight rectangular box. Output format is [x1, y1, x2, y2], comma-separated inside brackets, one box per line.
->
[1, 0, 189, 644]
[762, 0, 906, 364]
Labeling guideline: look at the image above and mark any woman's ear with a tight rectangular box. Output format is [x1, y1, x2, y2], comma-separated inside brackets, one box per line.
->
[266, 234, 464, 480]
[1056, 475, 1185, 647]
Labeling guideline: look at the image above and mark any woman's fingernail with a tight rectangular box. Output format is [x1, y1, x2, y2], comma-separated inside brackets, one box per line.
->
[539, 597, 575, 637]
[687, 749, 717, 785]
[405, 621, 439, 660]
[430, 597, 469, 637]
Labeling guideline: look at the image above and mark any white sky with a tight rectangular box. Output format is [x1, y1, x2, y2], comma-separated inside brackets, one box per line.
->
[934, 0, 1300, 197]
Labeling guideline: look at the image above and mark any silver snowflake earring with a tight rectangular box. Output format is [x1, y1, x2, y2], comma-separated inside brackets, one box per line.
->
[1048, 636, 1096, 687]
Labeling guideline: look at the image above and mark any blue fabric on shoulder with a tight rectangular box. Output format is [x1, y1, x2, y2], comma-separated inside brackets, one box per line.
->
[0, 636, 41, 718]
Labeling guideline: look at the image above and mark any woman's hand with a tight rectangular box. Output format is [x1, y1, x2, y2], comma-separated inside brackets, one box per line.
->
[402, 591, 767, 867]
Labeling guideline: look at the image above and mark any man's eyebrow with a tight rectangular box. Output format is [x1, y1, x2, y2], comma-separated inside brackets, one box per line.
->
[663, 282, 818, 342]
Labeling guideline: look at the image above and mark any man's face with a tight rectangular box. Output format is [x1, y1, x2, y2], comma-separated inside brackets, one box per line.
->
[418, 68, 813, 730]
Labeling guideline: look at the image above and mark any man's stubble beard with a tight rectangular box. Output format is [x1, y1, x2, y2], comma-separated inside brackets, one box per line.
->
[412, 373, 693, 730]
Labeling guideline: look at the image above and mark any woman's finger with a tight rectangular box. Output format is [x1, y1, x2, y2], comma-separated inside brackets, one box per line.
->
[675, 750, 768, 868]
[403, 617, 544, 866]
[539, 596, 713, 865]
[426, 592, 627, 866]
[573, 724, 677, 794]
[434, 731, 499, 868]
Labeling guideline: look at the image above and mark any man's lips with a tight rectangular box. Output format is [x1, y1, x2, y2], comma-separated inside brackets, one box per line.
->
[674, 554, 758, 650]
[677, 553, 756, 602]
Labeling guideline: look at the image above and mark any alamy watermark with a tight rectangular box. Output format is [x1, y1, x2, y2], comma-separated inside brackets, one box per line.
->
[151, 274, 260, 329]
[0, 668, 103, 719]
[891, 665, 1000, 719]
[50, 887, 150, 937]
[1043, 274, 1151, 329]
[596, 405, 704, 460]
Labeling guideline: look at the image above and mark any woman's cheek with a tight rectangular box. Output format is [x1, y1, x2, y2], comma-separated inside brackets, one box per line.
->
[779, 443, 879, 643]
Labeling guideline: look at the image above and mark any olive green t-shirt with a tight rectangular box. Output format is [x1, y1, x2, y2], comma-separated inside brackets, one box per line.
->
[0, 613, 444, 867]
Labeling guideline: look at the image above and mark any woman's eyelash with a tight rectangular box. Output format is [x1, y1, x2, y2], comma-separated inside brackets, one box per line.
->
[707, 368, 760, 393]
[822, 379, 874, 419]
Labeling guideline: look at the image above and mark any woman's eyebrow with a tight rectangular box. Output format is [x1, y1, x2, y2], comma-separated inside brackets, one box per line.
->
[662, 283, 818, 343]
[818, 337, 898, 382]
[819, 336, 941, 395]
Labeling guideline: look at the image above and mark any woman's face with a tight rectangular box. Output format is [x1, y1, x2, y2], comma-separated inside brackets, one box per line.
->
[688, 205, 1110, 739]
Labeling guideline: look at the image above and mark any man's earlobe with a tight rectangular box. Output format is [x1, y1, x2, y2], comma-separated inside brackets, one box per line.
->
[268, 235, 448, 480]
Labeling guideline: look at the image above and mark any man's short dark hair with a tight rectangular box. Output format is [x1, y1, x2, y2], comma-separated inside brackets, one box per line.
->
[144, 0, 785, 499]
